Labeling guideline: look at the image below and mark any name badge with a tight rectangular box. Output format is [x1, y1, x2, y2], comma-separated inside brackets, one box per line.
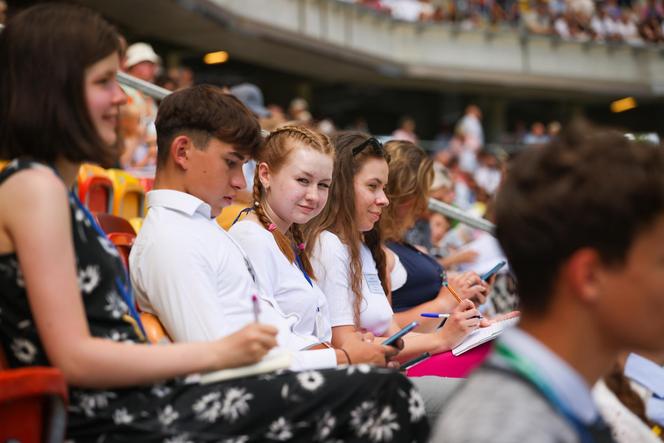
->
[365, 274, 384, 294]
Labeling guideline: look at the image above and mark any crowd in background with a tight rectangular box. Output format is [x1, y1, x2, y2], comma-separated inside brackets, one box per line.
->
[340, 0, 664, 44]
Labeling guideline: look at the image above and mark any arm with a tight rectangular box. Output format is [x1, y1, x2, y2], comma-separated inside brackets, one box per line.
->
[6, 170, 277, 389]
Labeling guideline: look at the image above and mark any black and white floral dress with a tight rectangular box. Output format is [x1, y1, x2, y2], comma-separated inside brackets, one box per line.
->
[0, 160, 430, 443]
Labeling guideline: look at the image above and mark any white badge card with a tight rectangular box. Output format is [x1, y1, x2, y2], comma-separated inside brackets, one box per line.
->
[365, 273, 384, 294]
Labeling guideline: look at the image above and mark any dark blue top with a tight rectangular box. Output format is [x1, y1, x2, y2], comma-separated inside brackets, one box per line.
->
[387, 241, 445, 313]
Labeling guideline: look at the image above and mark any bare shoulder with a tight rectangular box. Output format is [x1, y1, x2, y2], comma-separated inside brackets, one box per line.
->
[0, 165, 67, 201]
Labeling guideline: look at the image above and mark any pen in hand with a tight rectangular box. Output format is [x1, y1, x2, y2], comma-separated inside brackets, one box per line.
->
[420, 313, 450, 319]
[251, 294, 260, 323]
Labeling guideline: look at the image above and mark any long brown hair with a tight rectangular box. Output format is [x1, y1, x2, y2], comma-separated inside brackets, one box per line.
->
[380, 140, 434, 242]
[304, 132, 390, 325]
[253, 125, 333, 278]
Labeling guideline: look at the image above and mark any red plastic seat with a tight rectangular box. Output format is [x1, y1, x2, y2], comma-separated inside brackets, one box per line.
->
[77, 164, 114, 213]
[93, 213, 136, 270]
[0, 366, 68, 443]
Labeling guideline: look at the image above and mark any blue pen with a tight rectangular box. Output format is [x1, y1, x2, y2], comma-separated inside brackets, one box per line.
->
[420, 313, 451, 319]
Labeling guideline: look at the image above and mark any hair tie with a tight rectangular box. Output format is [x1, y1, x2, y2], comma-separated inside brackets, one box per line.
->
[297, 242, 305, 251]
[254, 201, 259, 207]
[267, 223, 277, 232]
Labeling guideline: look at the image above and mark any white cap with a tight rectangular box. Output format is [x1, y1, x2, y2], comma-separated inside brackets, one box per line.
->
[125, 42, 160, 69]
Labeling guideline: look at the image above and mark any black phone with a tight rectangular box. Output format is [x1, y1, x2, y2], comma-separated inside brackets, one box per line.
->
[383, 321, 418, 347]
[480, 261, 506, 281]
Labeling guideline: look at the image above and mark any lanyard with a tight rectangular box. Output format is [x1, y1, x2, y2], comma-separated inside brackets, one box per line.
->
[69, 191, 147, 341]
[494, 342, 601, 443]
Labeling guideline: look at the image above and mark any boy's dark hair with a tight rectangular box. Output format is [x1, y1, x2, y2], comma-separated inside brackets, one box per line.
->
[496, 119, 664, 314]
[155, 85, 262, 165]
[0, 3, 121, 166]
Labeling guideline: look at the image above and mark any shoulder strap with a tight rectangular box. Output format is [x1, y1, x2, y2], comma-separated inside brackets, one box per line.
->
[0, 159, 41, 186]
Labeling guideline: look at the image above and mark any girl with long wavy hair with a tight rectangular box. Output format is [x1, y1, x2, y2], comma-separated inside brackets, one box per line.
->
[379, 139, 491, 332]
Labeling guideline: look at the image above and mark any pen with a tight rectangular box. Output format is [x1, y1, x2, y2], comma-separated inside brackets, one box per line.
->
[251, 294, 260, 323]
[444, 282, 463, 303]
[420, 313, 451, 319]
[444, 282, 483, 319]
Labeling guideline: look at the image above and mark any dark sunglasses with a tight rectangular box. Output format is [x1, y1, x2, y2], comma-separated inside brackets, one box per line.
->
[351, 137, 389, 161]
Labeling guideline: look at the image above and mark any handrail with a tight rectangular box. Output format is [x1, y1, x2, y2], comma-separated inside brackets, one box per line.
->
[117, 71, 171, 100]
[428, 198, 496, 234]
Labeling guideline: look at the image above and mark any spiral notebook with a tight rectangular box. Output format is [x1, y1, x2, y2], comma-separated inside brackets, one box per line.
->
[452, 317, 519, 356]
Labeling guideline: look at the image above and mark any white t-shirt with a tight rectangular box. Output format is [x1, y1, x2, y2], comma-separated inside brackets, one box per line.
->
[312, 231, 393, 336]
[130, 190, 336, 370]
[230, 220, 332, 343]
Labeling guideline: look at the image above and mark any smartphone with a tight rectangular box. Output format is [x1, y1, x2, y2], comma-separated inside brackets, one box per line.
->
[399, 352, 431, 371]
[480, 261, 506, 281]
[383, 321, 418, 347]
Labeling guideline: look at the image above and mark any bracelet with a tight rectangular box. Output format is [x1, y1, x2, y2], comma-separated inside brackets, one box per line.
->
[339, 347, 352, 365]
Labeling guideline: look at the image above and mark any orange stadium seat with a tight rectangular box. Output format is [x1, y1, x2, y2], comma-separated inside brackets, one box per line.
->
[216, 203, 248, 230]
[107, 169, 146, 219]
[0, 366, 68, 443]
[77, 164, 114, 213]
[140, 312, 172, 344]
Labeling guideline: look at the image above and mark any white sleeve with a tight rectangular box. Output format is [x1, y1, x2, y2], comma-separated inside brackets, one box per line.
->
[311, 233, 356, 328]
[291, 349, 338, 371]
[131, 233, 232, 343]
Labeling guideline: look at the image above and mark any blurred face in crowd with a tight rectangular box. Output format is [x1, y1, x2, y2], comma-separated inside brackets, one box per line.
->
[85, 52, 126, 147]
[129, 60, 157, 82]
[430, 212, 450, 245]
[353, 158, 389, 232]
[260, 145, 333, 229]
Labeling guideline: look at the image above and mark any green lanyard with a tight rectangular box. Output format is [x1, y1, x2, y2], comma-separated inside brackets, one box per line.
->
[494, 342, 602, 443]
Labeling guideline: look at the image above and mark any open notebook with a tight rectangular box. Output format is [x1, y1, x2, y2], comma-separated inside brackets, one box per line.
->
[194, 351, 292, 384]
[452, 317, 519, 356]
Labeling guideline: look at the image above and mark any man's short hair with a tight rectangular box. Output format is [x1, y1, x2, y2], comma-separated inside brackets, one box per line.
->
[155, 84, 262, 166]
[496, 119, 664, 314]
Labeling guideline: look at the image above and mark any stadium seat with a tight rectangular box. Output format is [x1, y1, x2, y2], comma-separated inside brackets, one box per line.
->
[93, 212, 136, 270]
[140, 312, 172, 344]
[77, 164, 114, 214]
[216, 203, 248, 230]
[129, 217, 144, 234]
[107, 169, 145, 219]
[0, 366, 68, 443]
[138, 177, 155, 193]
[0, 160, 7, 172]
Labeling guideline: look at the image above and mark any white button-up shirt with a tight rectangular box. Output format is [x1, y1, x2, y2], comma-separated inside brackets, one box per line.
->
[129, 190, 337, 370]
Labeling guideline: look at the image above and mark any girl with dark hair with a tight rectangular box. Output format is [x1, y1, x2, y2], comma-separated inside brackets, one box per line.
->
[230, 125, 397, 366]
[0, 5, 429, 441]
[306, 132, 481, 363]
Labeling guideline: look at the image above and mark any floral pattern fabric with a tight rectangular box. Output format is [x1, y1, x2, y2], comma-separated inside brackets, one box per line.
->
[0, 160, 429, 442]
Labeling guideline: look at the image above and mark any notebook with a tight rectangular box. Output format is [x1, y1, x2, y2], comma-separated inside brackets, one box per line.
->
[452, 317, 519, 356]
[197, 351, 292, 384]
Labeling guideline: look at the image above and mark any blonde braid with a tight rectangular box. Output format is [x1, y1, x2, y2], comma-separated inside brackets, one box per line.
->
[290, 223, 316, 279]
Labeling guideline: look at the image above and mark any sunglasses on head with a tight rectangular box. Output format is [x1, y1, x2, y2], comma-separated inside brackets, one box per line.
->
[351, 137, 389, 160]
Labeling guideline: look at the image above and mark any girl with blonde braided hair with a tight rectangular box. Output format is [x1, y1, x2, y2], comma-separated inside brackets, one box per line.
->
[230, 125, 397, 367]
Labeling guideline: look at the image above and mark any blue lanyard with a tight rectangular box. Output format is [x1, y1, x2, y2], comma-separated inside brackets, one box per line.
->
[69, 191, 147, 340]
[295, 254, 313, 287]
[494, 342, 601, 443]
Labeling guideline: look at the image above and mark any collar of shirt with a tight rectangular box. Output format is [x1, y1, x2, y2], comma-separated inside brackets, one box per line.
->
[147, 189, 212, 219]
[625, 353, 664, 396]
[499, 327, 599, 425]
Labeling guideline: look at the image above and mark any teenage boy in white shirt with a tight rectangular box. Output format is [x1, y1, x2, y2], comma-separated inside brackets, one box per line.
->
[433, 121, 664, 442]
